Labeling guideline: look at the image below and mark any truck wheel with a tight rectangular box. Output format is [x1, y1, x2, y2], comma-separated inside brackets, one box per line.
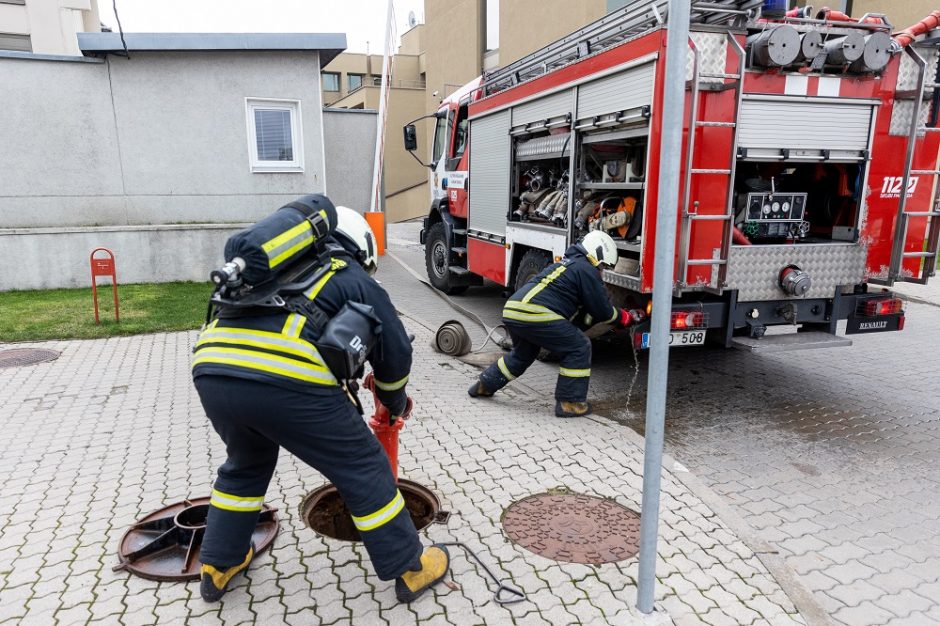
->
[425, 222, 468, 295]
[514, 249, 552, 291]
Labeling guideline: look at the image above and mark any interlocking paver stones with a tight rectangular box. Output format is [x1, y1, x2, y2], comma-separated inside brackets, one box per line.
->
[0, 235, 815, 625]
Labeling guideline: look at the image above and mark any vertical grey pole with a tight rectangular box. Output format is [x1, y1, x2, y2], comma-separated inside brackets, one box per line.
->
[636, 0, 690, 615]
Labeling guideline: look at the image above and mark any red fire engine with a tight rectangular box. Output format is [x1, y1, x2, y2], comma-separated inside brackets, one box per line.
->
[404, 1, 940, 351]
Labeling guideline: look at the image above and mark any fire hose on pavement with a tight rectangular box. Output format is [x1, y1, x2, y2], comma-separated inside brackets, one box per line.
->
[386, 250, 512, 357]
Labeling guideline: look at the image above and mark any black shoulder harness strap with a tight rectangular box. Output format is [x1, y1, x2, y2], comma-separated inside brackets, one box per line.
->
[282, 199, 331, 241]
[207, 244, 350, 331]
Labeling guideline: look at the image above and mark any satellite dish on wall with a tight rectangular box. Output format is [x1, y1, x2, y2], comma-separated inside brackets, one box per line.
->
[408, 11, 417, 27]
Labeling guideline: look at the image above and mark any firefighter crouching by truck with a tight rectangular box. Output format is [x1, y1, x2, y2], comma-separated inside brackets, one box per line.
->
[468, 231, 642, 417]
[191, 194, 449, 604]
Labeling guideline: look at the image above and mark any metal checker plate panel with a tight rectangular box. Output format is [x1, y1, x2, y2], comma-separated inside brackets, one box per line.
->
[686, 31, 727, 84]
[726, 244, 867, 301]
[890, 100, 931, 137]
[896, 47, 940, 92]
[602, 269, 642, 291]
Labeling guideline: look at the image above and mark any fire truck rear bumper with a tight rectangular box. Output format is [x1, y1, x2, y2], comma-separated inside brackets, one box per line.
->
[628, 289, 905, 350]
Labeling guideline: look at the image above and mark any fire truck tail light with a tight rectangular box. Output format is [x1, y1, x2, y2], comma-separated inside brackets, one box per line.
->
[859, 297, 903, 316]
[670, 311, 705, 330]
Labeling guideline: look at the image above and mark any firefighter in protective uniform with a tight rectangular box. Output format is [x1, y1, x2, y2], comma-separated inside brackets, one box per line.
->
[468, 231, 634, 417]
[192, 200, 449, 604]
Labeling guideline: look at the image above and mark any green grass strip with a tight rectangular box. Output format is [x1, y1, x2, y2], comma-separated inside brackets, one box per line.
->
[0, 282, 213, 342]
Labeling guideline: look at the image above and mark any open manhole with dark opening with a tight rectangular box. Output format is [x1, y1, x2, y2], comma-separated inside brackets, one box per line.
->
[300, 479, 447, 542]
[114, 497, 279, 581]
[0, 348, 60, 369]
[502, 492, 640, 564]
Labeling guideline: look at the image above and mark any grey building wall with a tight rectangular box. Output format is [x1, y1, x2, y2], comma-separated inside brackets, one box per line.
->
[0, 50, 328, 229]
[322, 108, 377, 212]
[0, 224, 247, 290]
[0, 51, 383, 290]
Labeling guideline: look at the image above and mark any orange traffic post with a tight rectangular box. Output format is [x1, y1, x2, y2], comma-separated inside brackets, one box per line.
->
[90, 248, 119, 324]
[364, 212, 386, 256]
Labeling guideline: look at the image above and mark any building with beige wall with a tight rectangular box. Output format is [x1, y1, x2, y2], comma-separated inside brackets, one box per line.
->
[323, 25, 430, 222]
[848, 1, 935, 30]
[0, 0, 100, 55]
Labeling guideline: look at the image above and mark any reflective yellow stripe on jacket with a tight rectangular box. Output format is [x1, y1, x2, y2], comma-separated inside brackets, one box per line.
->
[503, 300, 564, 323]
[192, 317, 338, 386]
[521, 265, 567, 303]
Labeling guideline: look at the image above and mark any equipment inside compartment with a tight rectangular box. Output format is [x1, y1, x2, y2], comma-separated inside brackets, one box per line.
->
[510, 129, 647, 246]
[733, 161, 864, 245]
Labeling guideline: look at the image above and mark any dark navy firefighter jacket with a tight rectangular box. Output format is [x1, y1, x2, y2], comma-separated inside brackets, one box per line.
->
[192, 245, 412, 415]
[504, 244, 618, 328]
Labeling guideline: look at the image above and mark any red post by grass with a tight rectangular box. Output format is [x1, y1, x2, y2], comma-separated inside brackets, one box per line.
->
[90, 248, 119, 324]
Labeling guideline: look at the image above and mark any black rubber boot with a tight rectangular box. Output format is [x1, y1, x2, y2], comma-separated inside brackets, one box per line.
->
[555, 401, 592, 418]
[200, 543, 255, 603]
[467, 379, 494, 398]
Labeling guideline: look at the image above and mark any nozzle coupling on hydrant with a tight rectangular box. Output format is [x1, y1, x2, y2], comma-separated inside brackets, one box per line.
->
[363, 372, 405, 480]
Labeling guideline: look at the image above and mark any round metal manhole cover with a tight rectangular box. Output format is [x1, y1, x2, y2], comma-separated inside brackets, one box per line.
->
[0, 348, 61, 369]
[502, 493, 641, 564]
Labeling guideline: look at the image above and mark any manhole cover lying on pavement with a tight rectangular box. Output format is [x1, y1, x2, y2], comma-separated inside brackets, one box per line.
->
[114, 497, 279, 581]
[502, 492, 640, 564]
[0, 348, 60, 368]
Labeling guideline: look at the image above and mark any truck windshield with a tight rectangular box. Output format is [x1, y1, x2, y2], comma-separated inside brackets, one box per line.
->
[432, 114, 448, 164]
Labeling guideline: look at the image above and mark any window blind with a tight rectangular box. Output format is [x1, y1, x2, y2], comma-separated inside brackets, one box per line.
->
[254, 108, 293, 161]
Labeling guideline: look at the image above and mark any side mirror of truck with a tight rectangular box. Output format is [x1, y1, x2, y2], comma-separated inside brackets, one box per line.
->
[403, 124, 418, 151]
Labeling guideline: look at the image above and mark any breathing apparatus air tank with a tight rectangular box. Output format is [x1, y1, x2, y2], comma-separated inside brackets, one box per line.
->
[217, 194, 338, 288]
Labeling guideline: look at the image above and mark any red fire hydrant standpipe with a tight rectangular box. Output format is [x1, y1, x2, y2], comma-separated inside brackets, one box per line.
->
[359, 375, 527, 605]
[362, 372, 407, 481]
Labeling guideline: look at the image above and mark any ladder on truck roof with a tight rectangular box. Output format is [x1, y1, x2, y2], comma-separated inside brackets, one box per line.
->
[480, 0, 763, 97]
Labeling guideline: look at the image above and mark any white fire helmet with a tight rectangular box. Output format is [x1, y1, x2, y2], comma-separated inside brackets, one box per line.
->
[580, 231, 618, 267]
[335, 206, 378, 275]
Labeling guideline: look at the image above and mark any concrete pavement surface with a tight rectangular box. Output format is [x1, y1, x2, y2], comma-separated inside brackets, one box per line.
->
[0, 233, 820, 624]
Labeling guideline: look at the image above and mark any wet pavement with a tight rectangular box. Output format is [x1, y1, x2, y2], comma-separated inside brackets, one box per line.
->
[382, 221, 940, 626]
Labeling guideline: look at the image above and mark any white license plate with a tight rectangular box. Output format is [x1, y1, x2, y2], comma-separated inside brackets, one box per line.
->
[640, 330, 706, 349]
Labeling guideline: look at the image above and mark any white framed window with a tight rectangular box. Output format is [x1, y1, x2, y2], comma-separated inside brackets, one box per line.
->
[245, 98, 304, 173]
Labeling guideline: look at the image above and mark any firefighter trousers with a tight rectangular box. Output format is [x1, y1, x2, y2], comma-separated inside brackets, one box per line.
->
[193, 375, 423, 580]
[479, 319, 592, 402]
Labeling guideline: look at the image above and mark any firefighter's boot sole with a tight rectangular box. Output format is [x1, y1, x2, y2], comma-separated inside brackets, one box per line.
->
[555, 401, 592, 418]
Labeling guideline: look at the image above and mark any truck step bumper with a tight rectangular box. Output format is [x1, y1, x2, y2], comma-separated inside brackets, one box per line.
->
[731, 331, 852, 353]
